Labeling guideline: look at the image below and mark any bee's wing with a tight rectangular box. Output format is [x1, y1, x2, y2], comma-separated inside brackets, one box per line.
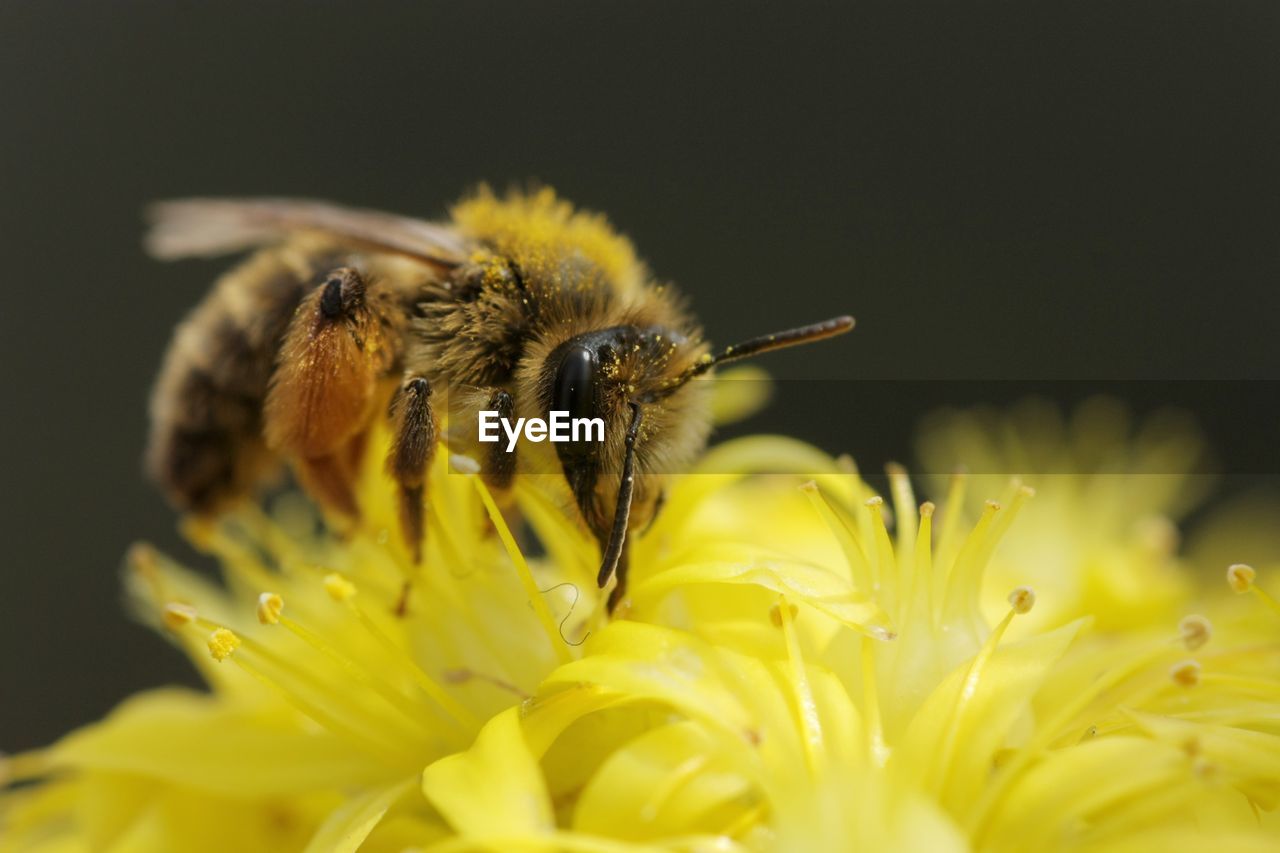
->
[145, 198, 470, 268]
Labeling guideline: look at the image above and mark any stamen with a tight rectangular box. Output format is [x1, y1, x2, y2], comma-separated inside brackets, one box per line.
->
[1168, 736, 1215, 779]
[324, 573, 357, 602]
[1227, 564, 1280, 617]
[182, 516, 275, 592]
[1170, 660, 1201, 688]
[442, 668, 530, 699]
[776, 595, 823, 775]
[207, 627, 241, 662]
[274, 610, 438, 733]
[970, 639, 1194, 840]
[162, 602, 198, 630]
[127, 543, 165, 600]
[984, 486, 1035, 555]
[865, 497, 899, 611]
[1178, 615, 1211, 651]
[940, 500, 1002, 628]
[473, 477, 574, 665]
[1007, 586, 1036, 615]
[449, 453, 481, 475]
[344, 599, 481, 730]
[913, 502, 936, 627]
[885, 462, 917, 559]
[222, 643, 413, 768]
[929, 591, 1031, 792]
[257, 592, 284, 625]
[801, 481, 873, 593]
[934, 469, 968, 574]
[769, 602, 799, 628]
[1136, 515, 1178, 556]
[860, 635, 888, 766]
[1227, 564, 1255, 593]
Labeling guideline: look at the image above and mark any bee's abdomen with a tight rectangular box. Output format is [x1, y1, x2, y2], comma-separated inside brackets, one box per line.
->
[146, 249, 313, 512]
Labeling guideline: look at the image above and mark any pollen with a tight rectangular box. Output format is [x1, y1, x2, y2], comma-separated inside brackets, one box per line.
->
[207, 627, 241, 662]
[162, 602, 197, 630]
[257, 592, 284, 625]
[1007, 586, 1036, 615]
[323, 573, 357, 602]
[1170, 659, 1201, 687]
[1227, 563, 1255, 593]
[919, 500, 936, 519]
[1178, 614, 1212, 651]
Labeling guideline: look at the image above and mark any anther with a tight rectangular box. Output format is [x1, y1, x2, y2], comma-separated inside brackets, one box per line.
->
[919, 501, 936, 519]
[1227, 563, 1255, 593]
[1170, 659, 1201, 687]
[323, 573, 357, 602]
[208, 627, 241, 662]
[1008, 587, 1036, 615]
[127, 542, 159, 580]
[257, 592, 284, 625]
[865, 496, 884, 509]
[1136, 516, 1178, 555]
[162, 602, 197, 630]
[450, 453, 481, 475]
[769, 602, 799, 628]
[1179, 614, 1212, 651]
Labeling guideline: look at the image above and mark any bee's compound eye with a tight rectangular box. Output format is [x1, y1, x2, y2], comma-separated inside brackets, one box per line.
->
[553, 345, 598, 422]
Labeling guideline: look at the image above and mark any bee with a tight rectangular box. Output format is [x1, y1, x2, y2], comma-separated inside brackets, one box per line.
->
[145, 188, 853, 610]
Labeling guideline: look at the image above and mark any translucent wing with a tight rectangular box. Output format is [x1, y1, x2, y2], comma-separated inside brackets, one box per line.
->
[145, 198, 470, 268]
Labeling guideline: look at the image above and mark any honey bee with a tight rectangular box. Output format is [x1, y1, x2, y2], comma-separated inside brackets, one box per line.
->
[145, 189, 853, 610]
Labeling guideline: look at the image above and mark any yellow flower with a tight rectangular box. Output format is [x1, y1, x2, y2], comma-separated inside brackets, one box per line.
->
[3, 401, 1279, 851]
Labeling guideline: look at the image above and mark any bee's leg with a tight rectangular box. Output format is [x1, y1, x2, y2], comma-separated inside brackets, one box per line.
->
[265, 267, 405, 524]
[385, 374, 437, 566]
[296, 453, 360, 520]
[481, 389, 517, 494]
[606, 547, 631, 613]
[601, 404, 644, 615]
[343, 428, 369, 478]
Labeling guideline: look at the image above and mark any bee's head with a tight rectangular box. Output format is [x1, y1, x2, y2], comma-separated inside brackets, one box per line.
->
[543, 316, 855, 595]
[546, 325, 704, 436]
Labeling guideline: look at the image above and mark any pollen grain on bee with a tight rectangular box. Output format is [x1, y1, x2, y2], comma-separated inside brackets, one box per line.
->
[478, 409, 605, 452]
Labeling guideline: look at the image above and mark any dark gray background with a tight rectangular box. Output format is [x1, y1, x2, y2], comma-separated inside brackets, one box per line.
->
[3, 1, 1278, 750]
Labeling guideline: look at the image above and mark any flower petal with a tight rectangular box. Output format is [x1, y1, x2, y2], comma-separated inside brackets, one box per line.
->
[422, 707, 554, 837]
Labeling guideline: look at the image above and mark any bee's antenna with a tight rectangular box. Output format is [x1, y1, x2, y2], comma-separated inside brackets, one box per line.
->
[655, 314, 855, 396]
[597, 403, 643, 590]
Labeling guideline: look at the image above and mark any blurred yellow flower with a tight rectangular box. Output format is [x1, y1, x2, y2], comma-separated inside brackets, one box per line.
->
[3, 402, 1278, 852]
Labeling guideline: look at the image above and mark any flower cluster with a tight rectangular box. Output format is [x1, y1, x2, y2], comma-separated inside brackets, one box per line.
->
[2, 402, 1278, 852]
